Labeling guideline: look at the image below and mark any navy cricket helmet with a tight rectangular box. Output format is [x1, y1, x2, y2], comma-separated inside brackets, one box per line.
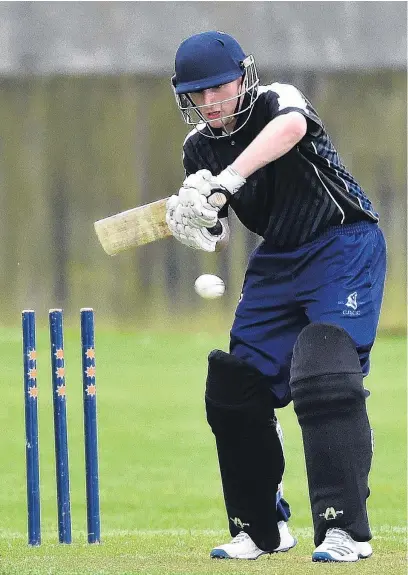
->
[172, 31, 259, 138]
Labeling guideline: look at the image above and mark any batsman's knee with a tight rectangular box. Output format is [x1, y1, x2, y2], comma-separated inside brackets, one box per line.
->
[205, 350, 275, 433]
[289, 323, 367, 422]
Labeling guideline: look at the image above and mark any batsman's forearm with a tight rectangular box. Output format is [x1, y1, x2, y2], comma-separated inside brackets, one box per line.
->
[230, 112, 307, 179]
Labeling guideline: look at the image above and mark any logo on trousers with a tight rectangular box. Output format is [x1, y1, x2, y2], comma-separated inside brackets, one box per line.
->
[345, 291, 358, 310]
[319, 507, 344, 521]
[230, 517, 250, 529]
[338, 291, 361, 316]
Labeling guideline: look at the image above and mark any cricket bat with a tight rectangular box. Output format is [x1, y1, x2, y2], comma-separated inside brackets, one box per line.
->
[94, 198, 171, 256]
[94, 191, 227, 256]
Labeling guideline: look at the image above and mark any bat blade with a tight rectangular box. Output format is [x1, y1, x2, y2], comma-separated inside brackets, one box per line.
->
[94, 198, 172, 255]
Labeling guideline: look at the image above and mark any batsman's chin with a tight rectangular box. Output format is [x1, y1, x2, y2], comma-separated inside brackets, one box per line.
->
[205, 116, 223, 127]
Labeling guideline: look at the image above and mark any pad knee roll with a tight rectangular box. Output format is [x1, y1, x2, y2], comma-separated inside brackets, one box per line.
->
[290, 323, 366, 422]
[205, 350, 275, 434]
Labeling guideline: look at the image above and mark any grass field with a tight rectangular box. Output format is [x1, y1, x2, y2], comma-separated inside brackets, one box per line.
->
[0, 325, 406, 574]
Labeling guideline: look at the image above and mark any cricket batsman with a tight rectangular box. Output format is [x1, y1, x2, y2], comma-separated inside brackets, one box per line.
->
[166, 31, 386, 562]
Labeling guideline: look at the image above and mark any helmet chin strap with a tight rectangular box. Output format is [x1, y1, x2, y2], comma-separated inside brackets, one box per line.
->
[227, 79, 246, 133]
[219, 116, 234, 136]
[217, 78, 245, 136]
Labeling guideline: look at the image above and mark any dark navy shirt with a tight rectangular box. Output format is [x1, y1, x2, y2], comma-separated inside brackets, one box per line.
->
[182, 83, 378, 248]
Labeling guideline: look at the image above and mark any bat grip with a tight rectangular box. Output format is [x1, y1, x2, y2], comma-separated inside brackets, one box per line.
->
[207, 190, 230, 209]
[207, 221, 223, 236]
[207, 189, 229, 235]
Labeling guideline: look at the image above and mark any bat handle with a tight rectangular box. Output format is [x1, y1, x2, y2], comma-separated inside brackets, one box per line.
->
[207, 221, 223, 236]
[206, 188, 230, 235]
[207, 189, 230, 209]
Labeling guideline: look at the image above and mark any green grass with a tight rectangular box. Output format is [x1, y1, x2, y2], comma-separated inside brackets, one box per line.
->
[0, 326, 406, 574]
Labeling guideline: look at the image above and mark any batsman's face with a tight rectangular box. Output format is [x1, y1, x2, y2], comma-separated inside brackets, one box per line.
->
[189, 79, 243, 131]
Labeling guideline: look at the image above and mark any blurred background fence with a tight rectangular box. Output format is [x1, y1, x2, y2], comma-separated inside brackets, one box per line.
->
[0, 2, 406, 331]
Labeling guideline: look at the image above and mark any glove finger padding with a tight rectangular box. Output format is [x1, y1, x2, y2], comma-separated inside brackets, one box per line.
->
[166, 194, 180, 211]
[173, 204, 185, 225]
[187, 227, 218, 252]
[166, 206, 221, 252]
[186, 200, 219, 229]
[178, 187, 219, 228]
[183, 169, 213, 190]
[179, 186, 200, 205]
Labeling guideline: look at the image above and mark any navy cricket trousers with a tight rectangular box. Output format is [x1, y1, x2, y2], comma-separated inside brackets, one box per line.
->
[230, 222, 387, 407]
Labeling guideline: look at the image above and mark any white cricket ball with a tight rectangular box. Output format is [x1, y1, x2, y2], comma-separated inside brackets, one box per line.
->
[194, 274, 226, 299]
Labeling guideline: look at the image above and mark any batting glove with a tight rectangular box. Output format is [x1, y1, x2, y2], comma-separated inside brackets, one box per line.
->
[166, 197, 225, 252]
[179, 170, 219, 228]
[212, 165, 246, 199]
[181, 167, 246, 228]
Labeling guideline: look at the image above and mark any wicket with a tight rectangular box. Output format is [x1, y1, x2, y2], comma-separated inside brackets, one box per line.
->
[22, 308, 100, 546]
[22, 310, 41, 546]
[81, 308, 100, 544]
[49, 309, 72, 544]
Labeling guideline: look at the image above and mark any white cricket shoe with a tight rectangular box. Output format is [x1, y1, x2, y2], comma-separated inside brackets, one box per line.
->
[210, 521, 297, 559]
[312, 528, 373, 562]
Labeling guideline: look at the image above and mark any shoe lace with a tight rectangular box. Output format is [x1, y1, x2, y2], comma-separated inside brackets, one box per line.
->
[324, 528, 353, 550]
[231, 531, 250, 544]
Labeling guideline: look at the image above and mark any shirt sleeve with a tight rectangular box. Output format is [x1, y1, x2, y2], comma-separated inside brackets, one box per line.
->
[182, 146, 198, 178]
[262, 83, 323, 137]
